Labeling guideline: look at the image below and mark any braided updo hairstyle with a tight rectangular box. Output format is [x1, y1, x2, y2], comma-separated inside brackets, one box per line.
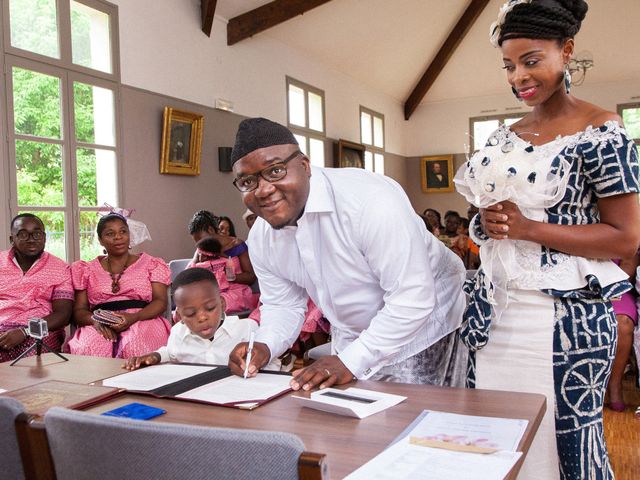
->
[188, 210, 219, 235]
[498, 0, 588, 46]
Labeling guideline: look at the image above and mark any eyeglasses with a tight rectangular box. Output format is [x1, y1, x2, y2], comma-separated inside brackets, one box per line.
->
[15, 230, 45, 241]
[233, 150, 302, 193]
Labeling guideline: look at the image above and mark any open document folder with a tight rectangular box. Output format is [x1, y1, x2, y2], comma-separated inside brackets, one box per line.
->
[345, 410, 528, 480]
[102, 364, 292, 410]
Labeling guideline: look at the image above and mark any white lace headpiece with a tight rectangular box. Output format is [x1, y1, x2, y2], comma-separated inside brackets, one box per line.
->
[489, 0, 532, 47]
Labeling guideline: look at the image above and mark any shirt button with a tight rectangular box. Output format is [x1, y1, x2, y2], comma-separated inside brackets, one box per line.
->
[363, 368, 371, 375]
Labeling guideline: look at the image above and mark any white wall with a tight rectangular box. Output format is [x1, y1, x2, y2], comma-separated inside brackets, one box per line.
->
[110, 0, 408, 156]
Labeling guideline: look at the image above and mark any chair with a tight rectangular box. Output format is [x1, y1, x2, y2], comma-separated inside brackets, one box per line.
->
[166, 258, 192, 320]
[0, 397, 26, 480]
[44, 407, 327, 480]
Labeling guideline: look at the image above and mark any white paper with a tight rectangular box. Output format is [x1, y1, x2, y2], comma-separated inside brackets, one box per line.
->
[176, 372, 291, 404]
[102, 364, 216, 391]
[293, 387, 406, 419]
[344, 441, 522, 480]
[406, 411, 528, 452]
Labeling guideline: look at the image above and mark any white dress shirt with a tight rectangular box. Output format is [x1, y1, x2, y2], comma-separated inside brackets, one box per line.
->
[156, 315, 279, 370]
[248, 166, 466, 379]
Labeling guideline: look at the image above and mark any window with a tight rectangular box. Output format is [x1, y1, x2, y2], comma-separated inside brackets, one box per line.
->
[469, 113, 525, 153]
[360, 107, 385, 174]
[286, 77, 326, 167]
[618, 103, 640, 144]
[3, 0, 120, 261]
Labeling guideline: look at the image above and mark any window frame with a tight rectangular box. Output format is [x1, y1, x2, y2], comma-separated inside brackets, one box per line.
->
[359, 106, 385, 174]
[2, 0, 122, 261]
[285, 76, 326, 167]
[617, 102, 640, 145]
[468, 112, 526, 154]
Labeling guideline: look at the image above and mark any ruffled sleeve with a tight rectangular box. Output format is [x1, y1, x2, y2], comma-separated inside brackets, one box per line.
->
[147, 255, 170, 285]
[70, 260, 90, 291]
[581, 122, 640, 197]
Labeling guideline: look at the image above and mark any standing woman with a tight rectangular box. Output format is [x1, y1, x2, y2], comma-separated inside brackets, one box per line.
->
[456, 1, 640, 479]
[68, 213, 171, 358]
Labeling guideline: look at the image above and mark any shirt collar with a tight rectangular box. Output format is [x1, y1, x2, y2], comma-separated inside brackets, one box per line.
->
[303, 166, 335, 214]
[9, 248, 44, 272]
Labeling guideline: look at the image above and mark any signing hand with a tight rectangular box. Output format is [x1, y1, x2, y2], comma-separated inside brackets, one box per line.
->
[291, 355, 355, 391]
[123, 352, 161, 370]
[228, 341, 271, 378]
[0, 328, 27, 350]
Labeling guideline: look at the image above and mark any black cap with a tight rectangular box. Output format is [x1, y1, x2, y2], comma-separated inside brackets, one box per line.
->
[230, 117, 298, 165]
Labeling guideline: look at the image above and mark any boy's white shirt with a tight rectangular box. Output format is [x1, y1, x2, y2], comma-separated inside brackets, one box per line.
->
[156, 315, 280, 370]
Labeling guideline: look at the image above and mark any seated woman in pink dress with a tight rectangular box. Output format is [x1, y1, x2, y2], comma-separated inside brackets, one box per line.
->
[607, 256, 639, 411]
[192, 237, 254, 314]
[68, 213, 170, 359]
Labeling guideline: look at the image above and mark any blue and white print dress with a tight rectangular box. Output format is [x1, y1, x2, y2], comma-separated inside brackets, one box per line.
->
[455, 121, 640, 480]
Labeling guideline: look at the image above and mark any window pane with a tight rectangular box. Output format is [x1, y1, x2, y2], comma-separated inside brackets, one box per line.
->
[79, 211, 102, 260]
[473, 120, 500, 151]
[13, 67, 62, 139]
[622, 108, 640, 140]
[374, 153, 385, 175]
[364, 151, 373, 172]
[373, 116, 384, 148]
[76, 148, 117, 207]
[20, 210, 67, 261]
[294, 134, 307, 155]
[16, 140, 64, 207]
[308, 92, 323, 132]
[71, 1, 112, 73]
[288, 84, 306, 127]
[9, 0, 60, 58]
[309, 138, 325, 167]
[74, 82, 115, 146]
[504, 117, 522, 127]
[361, 112, 372, 145]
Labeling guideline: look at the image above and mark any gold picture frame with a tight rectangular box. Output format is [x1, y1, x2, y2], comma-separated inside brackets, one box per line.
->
[160, 107, 204, 175]
[335, 139, 365, 168]
[421, 155, 454, 193]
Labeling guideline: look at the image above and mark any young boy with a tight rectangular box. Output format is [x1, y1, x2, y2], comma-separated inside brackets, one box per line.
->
[123, 268, 278, 370]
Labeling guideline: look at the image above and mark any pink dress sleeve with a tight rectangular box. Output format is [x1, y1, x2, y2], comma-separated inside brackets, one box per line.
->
[70, 260, 90, 291]
[51, 262, 74, 301]
[147, 256, 170, 285]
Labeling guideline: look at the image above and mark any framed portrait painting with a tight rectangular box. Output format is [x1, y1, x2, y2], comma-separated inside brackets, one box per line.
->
[335, 139, 365, 168]
[421, 155, 454, 193]
[160, 107, 204, 175]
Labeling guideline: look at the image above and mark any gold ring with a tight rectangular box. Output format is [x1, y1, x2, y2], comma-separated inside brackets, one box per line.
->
[324, 368, 331, 377]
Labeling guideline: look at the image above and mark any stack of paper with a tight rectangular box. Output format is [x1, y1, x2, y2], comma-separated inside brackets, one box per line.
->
[345, 410, 528, 480]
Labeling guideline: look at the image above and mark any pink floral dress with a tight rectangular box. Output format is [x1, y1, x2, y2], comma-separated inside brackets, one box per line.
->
[67, 253, 171, 358]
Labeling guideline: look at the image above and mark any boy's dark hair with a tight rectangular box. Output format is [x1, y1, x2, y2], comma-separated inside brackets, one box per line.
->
[188, 210, 219, 235]
[195, 237, 223, 255]
[172, 267, 219, 294]
[499, 0, 588, 46]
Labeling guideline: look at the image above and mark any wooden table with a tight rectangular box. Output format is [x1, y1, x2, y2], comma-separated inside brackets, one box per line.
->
[1, 354, 546, 479]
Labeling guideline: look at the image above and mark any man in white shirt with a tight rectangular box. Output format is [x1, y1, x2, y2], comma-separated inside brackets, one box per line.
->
[228, 118, 465, 390]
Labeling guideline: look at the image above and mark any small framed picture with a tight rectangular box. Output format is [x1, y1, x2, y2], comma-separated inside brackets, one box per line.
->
[160, 107, 204, 176]
[335, 139, 365, 168]
[421, 155, 454, 193]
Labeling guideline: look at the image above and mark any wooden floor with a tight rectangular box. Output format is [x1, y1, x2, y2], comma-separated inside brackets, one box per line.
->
[603, 371, 640, 480]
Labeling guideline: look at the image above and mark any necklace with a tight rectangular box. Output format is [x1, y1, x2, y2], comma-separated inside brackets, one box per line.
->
[106, 254, 130, 294]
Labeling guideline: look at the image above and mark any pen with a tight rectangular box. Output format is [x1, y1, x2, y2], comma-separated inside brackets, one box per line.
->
[243, 330, 256, 379]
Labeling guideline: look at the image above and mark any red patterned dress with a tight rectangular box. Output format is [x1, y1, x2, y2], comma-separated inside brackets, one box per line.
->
[67, 253, 171, 358]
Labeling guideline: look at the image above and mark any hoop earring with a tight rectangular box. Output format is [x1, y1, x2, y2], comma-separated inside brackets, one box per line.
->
[564, 66, 572, 94]
[511, 86, 522, 102]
